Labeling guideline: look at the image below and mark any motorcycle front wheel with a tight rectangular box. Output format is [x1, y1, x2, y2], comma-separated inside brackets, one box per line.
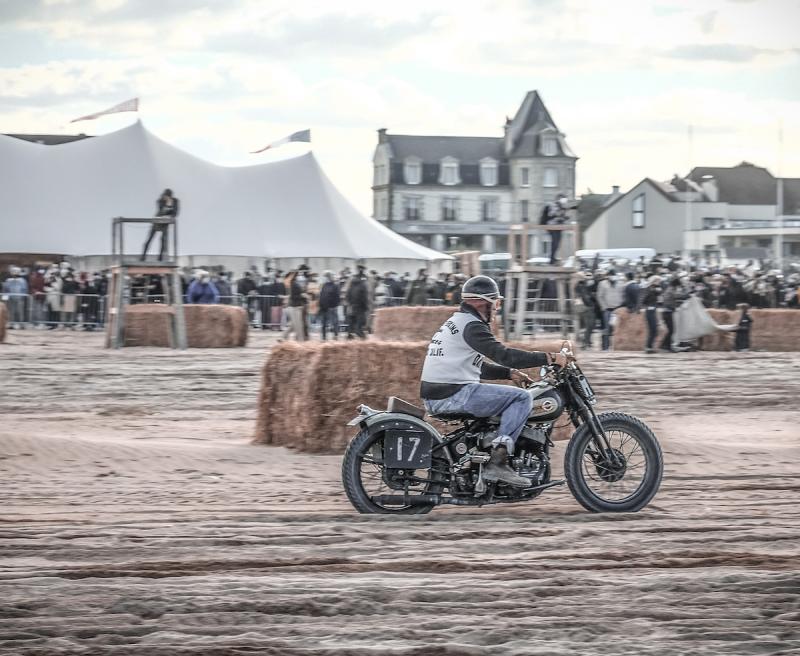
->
[341, 429, 447, 515]
[564, 412, 663, 513]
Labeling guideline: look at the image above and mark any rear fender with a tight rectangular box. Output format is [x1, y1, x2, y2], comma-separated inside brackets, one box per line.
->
[361, 412, 452, 464]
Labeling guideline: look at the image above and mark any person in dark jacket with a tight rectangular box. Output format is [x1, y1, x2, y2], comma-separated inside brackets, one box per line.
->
[404, 269, 430, 306]
[237, 272, 258, 324]
[622, 272, 640, 313]
[734, 303, 753, 351]
[346, 272, 369, 339]
[214, 272, 233, 304]
[640, 275, 662, 353]
[575, 271, 598, 349]
[659, 277, 683, 352]
[141, 189, 179, 261]
[318, 271, 341, 340]
[281, 270, 307, 341]
[186, 270, 219, 304]
[385, 273, 404, 306]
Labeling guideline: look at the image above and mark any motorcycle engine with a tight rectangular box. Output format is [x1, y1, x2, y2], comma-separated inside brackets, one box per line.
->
[512, 452, 549, 488]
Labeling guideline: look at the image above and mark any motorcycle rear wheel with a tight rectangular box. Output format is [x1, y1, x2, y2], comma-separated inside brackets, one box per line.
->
[342, 429, 447, 514]
[564, 412, 663, 513]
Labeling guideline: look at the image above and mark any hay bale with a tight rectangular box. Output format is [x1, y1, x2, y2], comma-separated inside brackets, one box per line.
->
[0, 302, 7, 343]
[255, 340, 579, 454]
[373, 306, 459, 341]
[123, 305, 174, 347]
[184, 305, 248, 348]
[122, 304, 248, 348]
[613, 307, 800, 351]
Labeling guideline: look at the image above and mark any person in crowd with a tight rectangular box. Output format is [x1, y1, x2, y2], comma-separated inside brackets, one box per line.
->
[318, 271, 341, 340]
[574, 270, 598, 349]
[44, 271, 62, 329]
[29, 267, 47, 327]
[346, 270, 370, 339]
[60, 272, 79, 327]
[141, 188, 179, 261]
[236, 271, 258, 324]
[77, 271, 99, 330]
[385, 272, 404, 306]
[622, 271, 640, 313]
[734, 303, 753, 352]
[281, 270, 308, 341]
[596, 270, 623, 351]
[2, 267, 29, 329]
[186, 270, 219, 304]
[405, 268, 430, 306]
[306, 270, 321, 336]
[540, 193, 569, 265]
[640, 275, 662, 354]
[659, 277, 683, 352]
[214, 271, 233, 304]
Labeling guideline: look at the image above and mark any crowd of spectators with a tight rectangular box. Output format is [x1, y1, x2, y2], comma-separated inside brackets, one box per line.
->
[573, 254, 800, 353]
[0, 262, 470, 335]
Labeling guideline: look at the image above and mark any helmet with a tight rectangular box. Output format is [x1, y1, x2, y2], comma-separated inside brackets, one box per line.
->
[462, 275, 503, 304]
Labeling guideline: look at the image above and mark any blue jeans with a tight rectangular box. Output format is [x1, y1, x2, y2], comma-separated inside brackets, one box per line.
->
[424, 383, 533, 452]
[320, 307, 339, 339]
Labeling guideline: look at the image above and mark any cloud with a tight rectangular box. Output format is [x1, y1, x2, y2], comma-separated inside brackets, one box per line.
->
[662, 43, 792, 63]
[697, 10, 717, 34]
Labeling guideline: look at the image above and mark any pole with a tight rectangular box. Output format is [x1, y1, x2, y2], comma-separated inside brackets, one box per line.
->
[776, 121, 784, 271]
[683, 125, 693, 262]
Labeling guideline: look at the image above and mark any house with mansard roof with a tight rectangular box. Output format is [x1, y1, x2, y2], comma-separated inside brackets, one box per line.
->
[372, 90, 577, 255]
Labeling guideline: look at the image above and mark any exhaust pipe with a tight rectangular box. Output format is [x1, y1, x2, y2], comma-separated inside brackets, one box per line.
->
[371, 494, 474, 506]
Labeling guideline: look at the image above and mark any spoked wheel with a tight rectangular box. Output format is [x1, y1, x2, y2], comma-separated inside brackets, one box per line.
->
[342, 429, 447, 514]
[564, 412, 663, 512]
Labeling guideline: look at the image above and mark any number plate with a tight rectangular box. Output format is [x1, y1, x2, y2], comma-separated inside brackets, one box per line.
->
[384, 430, 432, 469]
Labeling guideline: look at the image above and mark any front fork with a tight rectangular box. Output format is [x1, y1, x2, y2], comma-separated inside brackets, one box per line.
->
[570, 402, 623, 468]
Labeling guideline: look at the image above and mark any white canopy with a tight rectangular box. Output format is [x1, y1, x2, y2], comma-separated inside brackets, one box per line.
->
[0, 121, 450, 262]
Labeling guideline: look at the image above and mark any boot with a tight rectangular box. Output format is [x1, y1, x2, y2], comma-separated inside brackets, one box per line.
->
[483, 445, 530, 488]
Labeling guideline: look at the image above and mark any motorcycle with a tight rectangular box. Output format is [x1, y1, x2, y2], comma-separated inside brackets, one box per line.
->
[341, 342, 663, 515]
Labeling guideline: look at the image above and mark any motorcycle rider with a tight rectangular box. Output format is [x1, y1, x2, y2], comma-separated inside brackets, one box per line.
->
[420, 275, 570, 488]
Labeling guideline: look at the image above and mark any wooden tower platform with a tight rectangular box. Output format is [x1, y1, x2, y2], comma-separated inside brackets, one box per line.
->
[105, 217, 187, 349]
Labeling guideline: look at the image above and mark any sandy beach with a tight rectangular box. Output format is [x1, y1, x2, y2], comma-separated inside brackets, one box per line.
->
[1, 330, 799, 655]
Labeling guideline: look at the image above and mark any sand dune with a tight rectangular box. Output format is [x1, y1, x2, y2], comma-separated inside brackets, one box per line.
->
[1, 331, 799, 655]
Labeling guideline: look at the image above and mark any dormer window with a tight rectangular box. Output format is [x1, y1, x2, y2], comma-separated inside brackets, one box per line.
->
[479, 158, 498, 186]
[404, 158, 421, 185]
[542, 136, 557, 156]
[439, 157, 460, 185]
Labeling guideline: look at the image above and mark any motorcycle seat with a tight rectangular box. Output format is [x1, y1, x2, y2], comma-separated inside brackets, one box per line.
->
[386, 396, 425, 419]
[429, 412, 479, 422]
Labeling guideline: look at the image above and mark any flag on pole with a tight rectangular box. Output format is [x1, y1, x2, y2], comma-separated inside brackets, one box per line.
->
[70, 97, 139, 123]
[251, 129, 311, 153]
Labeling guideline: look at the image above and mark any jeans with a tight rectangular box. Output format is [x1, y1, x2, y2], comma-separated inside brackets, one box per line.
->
[141, 225, 168, 260]
[320, 307, 339, 339]
[600, 309, 613, 350]
[645, 308, 658, 350]
[549, 229, 562, 264]
[581, 306, 595, 348]
[660, 310, 674, 350]
[424, 383, 533, 452]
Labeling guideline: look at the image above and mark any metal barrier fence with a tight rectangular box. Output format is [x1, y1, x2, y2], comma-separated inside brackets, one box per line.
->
[1, 292, 454, 332]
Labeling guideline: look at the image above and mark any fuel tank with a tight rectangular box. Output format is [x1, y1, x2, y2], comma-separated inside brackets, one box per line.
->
[528, 383, 565, 421]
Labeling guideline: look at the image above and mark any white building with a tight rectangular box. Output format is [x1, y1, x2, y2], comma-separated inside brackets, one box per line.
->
[372, 90, 577, 256]
[582, 162, 800, 265]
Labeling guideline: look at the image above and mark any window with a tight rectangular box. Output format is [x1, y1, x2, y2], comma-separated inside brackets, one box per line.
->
[543, 168, 558, 187]
[481, 197, 498, 222]
[702, 217, 725, 230]
[374, 164, 389, 186]
[520, 199, 529, 223]
[403, 196, 422, 221]
[442, 197, 458, 221]
[440, 158, 460, 185]
[480, 158, 498, 186]
[632, 194, 645, 228]
[542, 137, 557, 156]
[520, 167, 530, 187]
[404, 159, 421, 185]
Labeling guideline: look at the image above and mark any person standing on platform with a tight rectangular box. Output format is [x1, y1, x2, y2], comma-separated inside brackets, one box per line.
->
[540, 194, 569, 265]
[141, 189, 179, 261]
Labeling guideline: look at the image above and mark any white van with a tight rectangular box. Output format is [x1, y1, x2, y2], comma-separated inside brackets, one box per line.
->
[575, 248, 656, 265]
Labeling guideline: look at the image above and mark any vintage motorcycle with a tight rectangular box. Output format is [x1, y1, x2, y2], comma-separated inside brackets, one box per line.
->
[342, 343, 663, 515]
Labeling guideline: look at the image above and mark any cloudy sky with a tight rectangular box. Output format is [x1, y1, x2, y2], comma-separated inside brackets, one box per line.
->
[1, 0, 798, 215]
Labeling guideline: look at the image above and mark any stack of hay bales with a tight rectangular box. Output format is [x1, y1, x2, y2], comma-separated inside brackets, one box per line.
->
[0, 302, 7, 343]
[612, 308, 800, 351]
[255, 339, 576, 454]
[122, 304, 248, 348]
[373, 306, 457, 341]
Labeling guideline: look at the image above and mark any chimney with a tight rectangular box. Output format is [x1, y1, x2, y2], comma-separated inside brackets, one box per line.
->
[700, 176, 718, 202]
[612, 185, 620, 195]
[377, 128, 387, 144]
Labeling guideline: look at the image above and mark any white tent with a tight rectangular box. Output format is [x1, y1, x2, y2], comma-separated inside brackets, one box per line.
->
[0, 121, 450, 269]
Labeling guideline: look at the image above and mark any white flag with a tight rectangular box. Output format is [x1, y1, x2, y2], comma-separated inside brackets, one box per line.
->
[70, 98, 139, 123]
[251, 129, 311, 154]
